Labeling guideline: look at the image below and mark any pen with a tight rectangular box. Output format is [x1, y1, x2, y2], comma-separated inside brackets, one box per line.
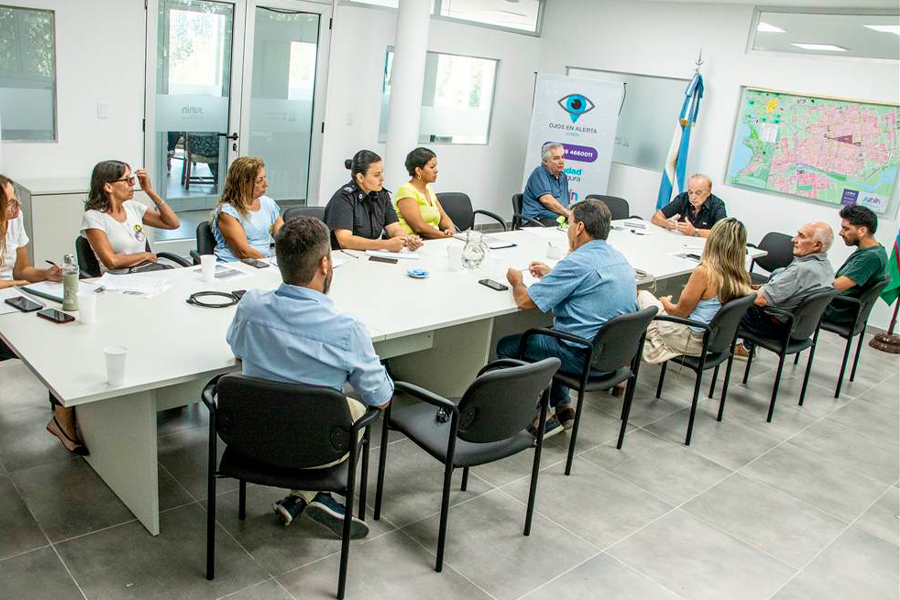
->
[340, 250, 359, 259]
[45, 260, 57, 267]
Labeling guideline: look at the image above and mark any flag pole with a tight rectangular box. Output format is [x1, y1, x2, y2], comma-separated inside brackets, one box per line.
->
[869, 297, 900, 354]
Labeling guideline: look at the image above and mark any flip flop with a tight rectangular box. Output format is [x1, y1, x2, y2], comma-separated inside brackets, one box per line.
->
[46, 417, 89, 456]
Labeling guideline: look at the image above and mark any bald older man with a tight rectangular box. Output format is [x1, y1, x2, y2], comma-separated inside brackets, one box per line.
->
[651, 174, 726, 238]
[735, 222, 835, 357]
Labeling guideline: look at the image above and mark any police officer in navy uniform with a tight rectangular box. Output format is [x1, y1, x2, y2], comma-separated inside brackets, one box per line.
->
[651, 173, 727, 239]
[323, 150, 423, 251]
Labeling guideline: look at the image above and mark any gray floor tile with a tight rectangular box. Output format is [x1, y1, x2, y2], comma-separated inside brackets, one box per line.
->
[857, 375, 900, 411]
[715, 384, 820, 440]
[502, 457, 673, 549]
[741, 443, 889, 521]
[772, 526, 899, 600]
[219, 579, 294, 600]
[0, 546, 84, 600]
[826, 398, 900, 445]
[580, 429, 732, 505]
[402, 489, 597, 600]
[589, 384, 688, 428]
[683, 473, 847, 568]
[855, 486, 900, 547]
[607, 509, 796, 600]
[55, 503, 269, 600]
[156, 403, 208, 438]
[788, 418, 899, 484]
[469, 433, 568, 488]
[158, 464, 197, 511]
[797, 347, 896, 398]
[158, 424, 239, 500]
[0, 474, 48, 561]
[743, 367, 834, 415]
[555, 402, 636, 456]
[0, 360, 49, 415]
[521, 552, 681, 600]
[11, 457, 136, 543]
[277, 529, 493, 600]
[0, 406, 76, 473]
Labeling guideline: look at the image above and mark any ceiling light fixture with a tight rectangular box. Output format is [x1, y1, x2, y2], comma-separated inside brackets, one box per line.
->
[791, 43, 848, 52]
[757, 22, 786, 33]
[864, 25, 900, 35]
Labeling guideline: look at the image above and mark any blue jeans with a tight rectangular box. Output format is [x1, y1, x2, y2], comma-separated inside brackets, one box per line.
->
[739, 306, 788, 350]
[497, 333, 591, 408]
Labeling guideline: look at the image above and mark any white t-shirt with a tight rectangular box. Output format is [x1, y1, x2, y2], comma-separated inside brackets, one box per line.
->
[0, 214, 29, 280]
[80, 201, 149, 274]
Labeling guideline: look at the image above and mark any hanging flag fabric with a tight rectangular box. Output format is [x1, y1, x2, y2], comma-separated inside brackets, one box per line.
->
[656, 73, 704, 210]
[880, 227, 900, 307]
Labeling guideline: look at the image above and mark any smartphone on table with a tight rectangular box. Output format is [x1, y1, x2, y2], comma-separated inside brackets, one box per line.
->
[478, 279, 509, 291]
[5, 296, 42, 312]
[240, 258, 269, 269]
[36, 308, 75, 324]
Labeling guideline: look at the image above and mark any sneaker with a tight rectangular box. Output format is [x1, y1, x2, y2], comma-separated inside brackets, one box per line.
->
[555, 407, 576, 431]
[733, 343, 751, 360]
[306, 492, 369, 540]
[528, 414, 564, 440]
[273, 495, 307, 527]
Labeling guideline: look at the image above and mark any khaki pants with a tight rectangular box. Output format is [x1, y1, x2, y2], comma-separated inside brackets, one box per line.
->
[638, 291, 705, 365]
[292, 397, 367, 503]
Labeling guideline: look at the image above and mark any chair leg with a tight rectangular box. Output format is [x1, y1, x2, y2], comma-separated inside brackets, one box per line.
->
[656, 362, 667, 399]
[833, 335, 853, 399]
[205, 417, 217, 581]
[793, 352, 800, 365]
[373, 416, 391, 521]
[742, 345, 755, 384]
[617, 377, 636, 449]
[435, 462, 454, 572]
[799, 330, 821, 407]
[524, 440, 544, 536]
[717, 356, 735, 422]
[564, 388, 586, 476]
[460, 467, 469, 492]
[238, 480, 246, 520]
[766, 353, 786, 423]
[708, 365, 720, 398]
[850, 330, 865, 382]
[358, 430, 370, 521]
[685, 369, 703, 446]
[337, 452, 359, 600]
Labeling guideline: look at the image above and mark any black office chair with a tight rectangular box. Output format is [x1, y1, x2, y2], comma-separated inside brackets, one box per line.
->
[511, 193, 547, 230]
[517, 306, 658, 471]
[190, 221, 217, 265]
[737, 288, 838, 422]
[75, 235, 190, 278]
[435, 192, 506, 232]
[820, 278, 890, 398]
[584, 195, 636, 221]
[374, 358, 560, 572]
[283, 205, 326, 223]
[653, 294, 757, 445]
[747, 233, 794, 286]
[202, 374, 380, 600]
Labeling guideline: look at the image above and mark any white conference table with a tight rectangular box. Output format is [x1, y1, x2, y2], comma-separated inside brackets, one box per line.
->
[0, 221, 765, 535]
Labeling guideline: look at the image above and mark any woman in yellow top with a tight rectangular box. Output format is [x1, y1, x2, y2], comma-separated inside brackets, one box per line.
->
[394, 147, 457, 238]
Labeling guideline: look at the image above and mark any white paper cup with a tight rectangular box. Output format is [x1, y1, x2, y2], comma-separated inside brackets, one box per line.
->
[104, 345, 127, 386]
[200, 254, 216, 282]
[547, 244, 565, 260]
[447, 246, 463, 272]
[77, 292, 96, 324]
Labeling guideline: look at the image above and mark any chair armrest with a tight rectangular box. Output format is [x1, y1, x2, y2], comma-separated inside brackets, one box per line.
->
[350, 407, 381, 434]
[477, 358, 528, 377]
[628, 215, 643, 220]
[653, 314, 711, 332]
[394, 381, 459, 414]
[78, 269, 93, 279]
[473, 209, 508, 232]
[746, 243, 758, 249]
[761, 306, 795, 325]
[201, 374, 226, 411]
[157, 252, 192, 268]
[189, 250, 201, 265]
[520, 327, 592, 354]
[513, 213, 547, 228]
[827, 294, 861, 307]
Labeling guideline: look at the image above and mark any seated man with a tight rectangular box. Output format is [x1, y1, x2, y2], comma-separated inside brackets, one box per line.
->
[824, 205, 888, 325]
[522, 142, 570, 227]
[735, 221, 835, 356]
[226, 216, 393, 537]
[497, 199, 637, 436]
[651, 173, 726, 238]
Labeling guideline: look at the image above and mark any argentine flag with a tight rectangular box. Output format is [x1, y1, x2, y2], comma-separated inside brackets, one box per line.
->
[656, 73, 705, 210]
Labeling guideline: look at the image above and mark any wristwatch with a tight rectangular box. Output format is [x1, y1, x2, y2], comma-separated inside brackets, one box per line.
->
[693, 230, 699, 237]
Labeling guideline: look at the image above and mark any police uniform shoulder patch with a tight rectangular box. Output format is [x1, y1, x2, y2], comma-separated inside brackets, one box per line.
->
[342, 186, 353, 192]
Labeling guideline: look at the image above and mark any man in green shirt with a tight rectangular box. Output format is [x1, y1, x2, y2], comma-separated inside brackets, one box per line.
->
[824, 205, 889, 325]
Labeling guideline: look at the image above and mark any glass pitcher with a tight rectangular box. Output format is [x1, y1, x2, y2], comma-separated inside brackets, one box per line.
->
[460, 231, 487, 270]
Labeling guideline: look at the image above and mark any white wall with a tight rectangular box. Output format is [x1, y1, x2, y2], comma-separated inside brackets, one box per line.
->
[0, 0, 145, 180]
[540, 0, 900, 329]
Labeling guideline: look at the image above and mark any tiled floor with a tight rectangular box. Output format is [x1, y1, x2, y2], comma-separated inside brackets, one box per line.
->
[0, 331, 897, 600]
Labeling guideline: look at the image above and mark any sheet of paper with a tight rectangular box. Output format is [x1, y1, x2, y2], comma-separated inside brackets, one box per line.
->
[97, 273, 170, 295]
[20, 280, 98, 301]
[0, 288, 40, 315]
[188, 264, 254, 282]
[365, 249, 421, 261]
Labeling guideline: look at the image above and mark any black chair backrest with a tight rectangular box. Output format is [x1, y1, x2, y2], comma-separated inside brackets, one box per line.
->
[590, 307, 658, 372]
[706, 293, 757, 354]
[456, 357, 560, 444]
[790, 288, 839, 340]
[284, 206, 325, 223]
[214, 374, 354, 469]
[436, 192, 475, 231]
[197, 221, 216, 256]
[585, 195, 629, 221]
[754, 232, 794, 274]
[847, 278, 891, 336]
[511, 193, 525, 229]
[76, 235, 102, 278]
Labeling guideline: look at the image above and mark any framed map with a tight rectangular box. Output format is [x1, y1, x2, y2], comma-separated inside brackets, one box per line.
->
[726, 87, 899, 214]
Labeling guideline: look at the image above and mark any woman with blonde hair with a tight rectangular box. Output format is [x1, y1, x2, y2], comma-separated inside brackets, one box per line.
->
[638, 217, 752, 363]
[211, 157, 283, 261]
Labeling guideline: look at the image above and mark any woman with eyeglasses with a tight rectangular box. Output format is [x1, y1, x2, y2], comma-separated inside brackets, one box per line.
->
[81, 161, 180, 274]
[210, 157, 283, 261]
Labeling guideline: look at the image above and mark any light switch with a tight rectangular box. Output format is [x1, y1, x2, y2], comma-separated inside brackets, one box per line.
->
[97, 102, 109, 119]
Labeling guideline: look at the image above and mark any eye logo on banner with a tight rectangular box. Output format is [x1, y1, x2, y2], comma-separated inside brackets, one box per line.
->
[558, 93, 595, 123]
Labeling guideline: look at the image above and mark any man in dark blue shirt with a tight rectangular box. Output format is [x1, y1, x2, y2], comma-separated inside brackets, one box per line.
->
[651, 174, 726, 238]
[522, 142, 570, 226]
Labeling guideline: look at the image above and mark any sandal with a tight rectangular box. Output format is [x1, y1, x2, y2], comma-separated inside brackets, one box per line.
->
[46, 417, 90, 456]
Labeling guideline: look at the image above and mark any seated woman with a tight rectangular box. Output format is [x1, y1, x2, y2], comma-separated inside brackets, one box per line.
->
[0, 175, 83, 454]
[638, 218, 751, 363]
[211, 157, 283, 261]
[81, 161, 180, 274]
[394, 147, 457, 239]
[324, 150, 423, 252]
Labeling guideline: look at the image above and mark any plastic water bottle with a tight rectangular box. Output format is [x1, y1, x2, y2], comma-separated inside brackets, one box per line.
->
[62, 254, 79, 311]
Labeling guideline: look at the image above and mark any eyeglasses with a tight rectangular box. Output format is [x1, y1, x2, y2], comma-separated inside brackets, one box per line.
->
[111, 176, 136, 186]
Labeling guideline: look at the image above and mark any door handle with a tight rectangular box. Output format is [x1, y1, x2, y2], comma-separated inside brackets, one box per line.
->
[217, 132, 239, 141]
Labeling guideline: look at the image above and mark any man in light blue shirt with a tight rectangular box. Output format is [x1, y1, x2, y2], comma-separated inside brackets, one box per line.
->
[226, 216, 392, 537]
[498, 199, 637, 437]
[522, 142, 570, 226]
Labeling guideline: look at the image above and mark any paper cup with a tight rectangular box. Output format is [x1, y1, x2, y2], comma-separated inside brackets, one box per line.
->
[447, 246, 463, 272]
[77, 292, 96, 324]
[104, 345, 127, 386]
[200, 254, 216, 282]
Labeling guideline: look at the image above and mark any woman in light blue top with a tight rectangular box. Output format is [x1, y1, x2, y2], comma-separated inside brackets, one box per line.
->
[211, 156, 283, 261]
[638, 218, 751, 363]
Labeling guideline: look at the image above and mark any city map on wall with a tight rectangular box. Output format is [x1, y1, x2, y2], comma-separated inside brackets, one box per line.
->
[726, 87, 899, 214]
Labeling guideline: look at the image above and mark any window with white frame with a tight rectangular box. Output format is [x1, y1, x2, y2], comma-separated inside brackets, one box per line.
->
[379, 49, 498, 145]
[0, 5, 56, 141]
[344, 0, 543, 34]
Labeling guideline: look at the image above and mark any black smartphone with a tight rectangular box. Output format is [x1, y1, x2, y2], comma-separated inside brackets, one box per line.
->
[686, 253, 702, 261]
[369, 256, 398, 264]
[5, 296, 42, 312]
[36, 308, 75, 324]
[478, 279, 508, 291]
[231, 289, 246, 300]
[240, 258, 269, 269]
